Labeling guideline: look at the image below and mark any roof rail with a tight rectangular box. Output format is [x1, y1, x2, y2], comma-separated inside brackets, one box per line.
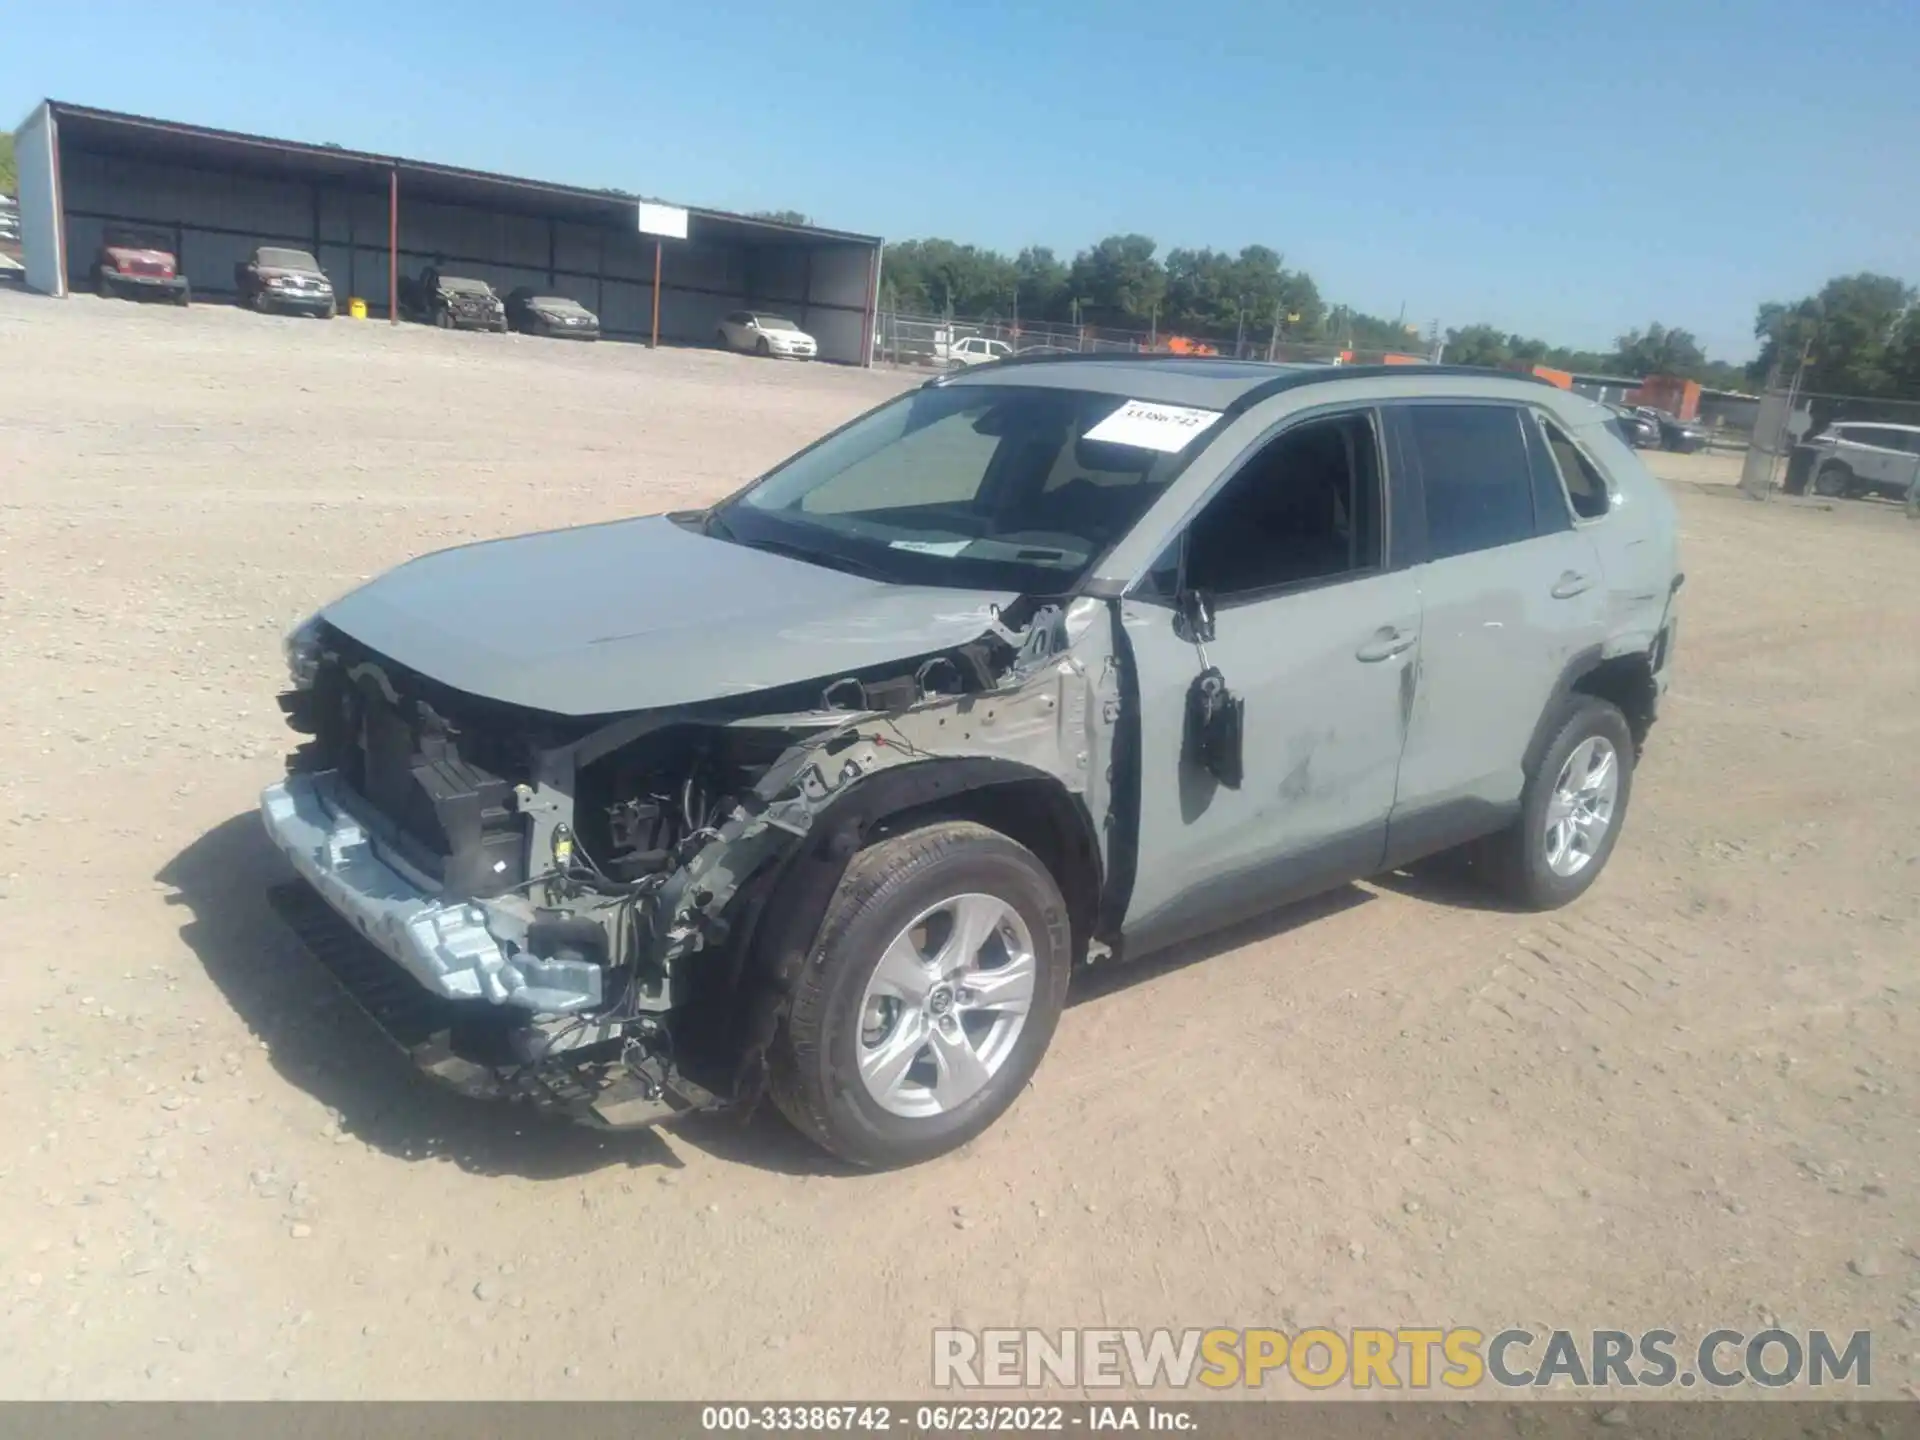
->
[969, 349, 1558, 388]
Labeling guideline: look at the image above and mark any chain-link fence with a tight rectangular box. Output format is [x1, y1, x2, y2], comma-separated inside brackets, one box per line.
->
[1739, 385, 1920, 508]
[872, 309, 1418, 371]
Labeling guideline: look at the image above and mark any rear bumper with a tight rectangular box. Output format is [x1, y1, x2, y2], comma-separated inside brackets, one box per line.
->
[259, 771, 602, 1015]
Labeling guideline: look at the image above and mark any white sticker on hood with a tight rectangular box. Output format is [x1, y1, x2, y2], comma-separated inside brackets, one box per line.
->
[1083, 399, 1224, 453]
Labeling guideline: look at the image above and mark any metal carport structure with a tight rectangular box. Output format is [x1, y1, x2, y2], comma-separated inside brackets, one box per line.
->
[12, 101, 884, 365]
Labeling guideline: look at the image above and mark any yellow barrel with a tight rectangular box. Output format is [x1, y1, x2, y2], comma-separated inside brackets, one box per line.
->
[348, 297, 368, 320]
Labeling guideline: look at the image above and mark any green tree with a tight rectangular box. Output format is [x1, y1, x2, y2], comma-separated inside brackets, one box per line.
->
[0, 131, 15, 195]
[1442, 324, 1511, 367]
[1751, 273, 1916, 394]
[750, 209, 813, 226]
[1067, 234, 1164, 326]
[1013, 246, 1069, 322]
[1614, 322, 1706, 378]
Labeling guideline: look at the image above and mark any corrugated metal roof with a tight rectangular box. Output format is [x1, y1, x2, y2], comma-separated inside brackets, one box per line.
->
[43, 101, 882, 247]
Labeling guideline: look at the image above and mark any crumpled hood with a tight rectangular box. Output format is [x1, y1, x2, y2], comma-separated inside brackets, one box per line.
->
[319, 514, 1017, 717]
[258, 265, 329, 284]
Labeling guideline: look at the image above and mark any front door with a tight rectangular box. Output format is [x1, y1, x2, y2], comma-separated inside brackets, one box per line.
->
[1119, 407, 1422, 957]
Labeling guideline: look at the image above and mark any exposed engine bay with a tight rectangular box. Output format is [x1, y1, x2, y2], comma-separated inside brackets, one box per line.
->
[266, 596, 1116, 1129]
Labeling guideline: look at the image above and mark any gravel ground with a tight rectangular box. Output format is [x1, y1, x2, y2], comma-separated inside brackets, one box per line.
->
[1, 291, 1917, 1401]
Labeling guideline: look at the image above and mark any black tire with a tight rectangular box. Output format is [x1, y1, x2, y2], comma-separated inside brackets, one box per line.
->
[756, 336, 772, 357]
[716, 329, 729, 349]
[1813, 462, 1851, 498]
[319, 300, 335, 320]
[95, 268, 112, 299]
[1477, 695, 1635, 911]
[435, 306, 452, 329]
[768, 820, 1073, 1169]
[175, 282, 191, 308]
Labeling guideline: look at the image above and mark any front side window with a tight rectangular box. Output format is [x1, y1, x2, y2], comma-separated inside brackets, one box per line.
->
[1537, 414, 1612, 520]
[717, 384, 1194, 590]
[1405, 404, 1537, 560]
[1177, 411, 1384, 600]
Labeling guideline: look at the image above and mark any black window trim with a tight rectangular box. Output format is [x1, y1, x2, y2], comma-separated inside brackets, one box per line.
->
[1387, 397, 1546, 562]
[1124, 401, 1395, 612]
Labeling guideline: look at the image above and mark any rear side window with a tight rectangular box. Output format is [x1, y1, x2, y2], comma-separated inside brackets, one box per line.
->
[1405, 405, 1536, 559]
[1537, 415, 1612, 520]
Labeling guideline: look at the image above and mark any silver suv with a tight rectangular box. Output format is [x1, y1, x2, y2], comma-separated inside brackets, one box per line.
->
[261, 359, 1682, 1168]
[1803, 421, 1920, 501]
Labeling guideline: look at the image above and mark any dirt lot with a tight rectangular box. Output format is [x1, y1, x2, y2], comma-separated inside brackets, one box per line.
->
[1, 291, 1916, 1401]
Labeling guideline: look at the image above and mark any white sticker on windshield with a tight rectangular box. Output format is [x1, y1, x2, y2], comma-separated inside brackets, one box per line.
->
[1083, 399, 1224, 453]
[888, 539, 970, 557]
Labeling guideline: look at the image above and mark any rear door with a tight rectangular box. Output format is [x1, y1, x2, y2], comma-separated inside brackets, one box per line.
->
[1383, 401, 1609, 862]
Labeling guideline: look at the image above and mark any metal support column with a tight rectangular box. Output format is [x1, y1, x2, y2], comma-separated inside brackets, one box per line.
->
[387, 167, 399, 324]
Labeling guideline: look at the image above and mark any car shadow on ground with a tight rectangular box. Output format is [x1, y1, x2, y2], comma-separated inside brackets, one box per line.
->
[159, 811, 863, 1181]
[1367, 852, 1528, 914]
[1066, 884, 1376, 1009]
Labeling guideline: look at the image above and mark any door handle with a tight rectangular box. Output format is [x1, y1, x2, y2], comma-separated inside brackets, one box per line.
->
[1356, 626, 1416, 662]
[1551, 570, 1594, 599]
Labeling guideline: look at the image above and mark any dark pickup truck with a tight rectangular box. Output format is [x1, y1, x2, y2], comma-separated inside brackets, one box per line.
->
[236, 246, 336, 318]
[398, 266, 507, 331]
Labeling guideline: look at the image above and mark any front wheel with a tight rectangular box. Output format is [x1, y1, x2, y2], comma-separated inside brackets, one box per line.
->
[174, 282, 191, 308]
[1813, 462, 1852, 498]
[769, 820, 1073, 1168]
[756, 336, 772, 357]
[435, 307, 452, 329]
[1478, 695, 1635, 911]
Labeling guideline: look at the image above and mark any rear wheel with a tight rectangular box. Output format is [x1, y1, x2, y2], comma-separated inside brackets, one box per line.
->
[1813, 462, 1852, 498]
[1477, 695, 1635, 911]
[174, 282, 191, 308]
[769, 821, 1072, 1168]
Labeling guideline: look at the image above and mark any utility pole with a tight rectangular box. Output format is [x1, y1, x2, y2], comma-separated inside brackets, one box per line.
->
[1149, 302, 1157, 350]
[1267, 306, 1281, 363]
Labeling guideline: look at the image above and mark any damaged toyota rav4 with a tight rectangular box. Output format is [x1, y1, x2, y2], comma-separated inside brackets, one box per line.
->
[261, 359, 1681, 1167]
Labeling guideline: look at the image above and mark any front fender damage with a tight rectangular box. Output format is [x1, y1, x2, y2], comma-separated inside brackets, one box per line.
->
[464, 597, 1125, 1127]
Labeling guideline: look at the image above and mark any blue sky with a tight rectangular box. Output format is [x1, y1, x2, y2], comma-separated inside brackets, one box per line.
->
[10, 0, 1918, 359]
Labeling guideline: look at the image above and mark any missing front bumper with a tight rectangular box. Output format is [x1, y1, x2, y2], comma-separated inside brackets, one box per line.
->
[266, 879, 721, 1127]
[259, 772, 602, 1014]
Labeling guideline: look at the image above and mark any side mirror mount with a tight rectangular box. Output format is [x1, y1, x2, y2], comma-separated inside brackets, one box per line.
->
[1176, 585, 1217, 646]
[1173, 577, 1243, 789]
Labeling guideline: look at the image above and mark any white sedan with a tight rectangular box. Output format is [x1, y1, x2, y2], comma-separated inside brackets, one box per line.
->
[717, 310, 818, 359]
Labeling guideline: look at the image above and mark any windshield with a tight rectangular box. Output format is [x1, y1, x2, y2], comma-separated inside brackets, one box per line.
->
[713, 384, 1201, 591]
[438, 275, 494, 296]
[754, 315, 800, 331]
[105, 228, 171, 251]
[259, 248, 320, 270]
[532, 296, 586, 311]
